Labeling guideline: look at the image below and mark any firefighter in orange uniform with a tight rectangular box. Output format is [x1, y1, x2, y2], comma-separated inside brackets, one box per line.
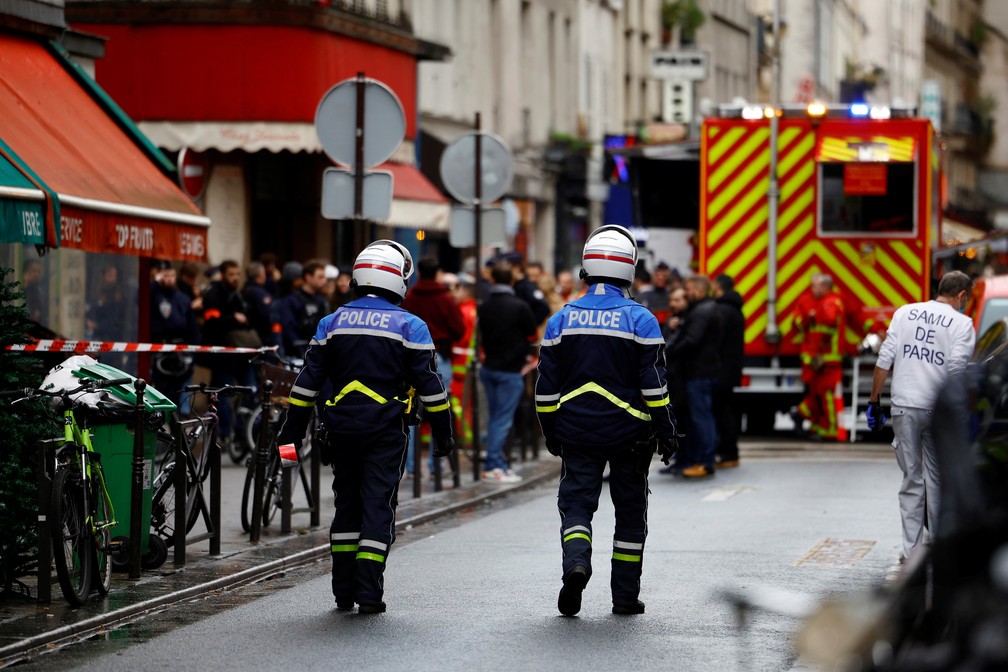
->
[450, 273, 478, 445]
[791, 273, 846, 440]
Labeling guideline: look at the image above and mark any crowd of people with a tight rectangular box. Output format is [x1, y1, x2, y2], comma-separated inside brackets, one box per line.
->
[146, 246, 754, 483]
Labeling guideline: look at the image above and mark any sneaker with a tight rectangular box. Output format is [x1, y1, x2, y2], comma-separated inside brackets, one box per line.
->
[558, 565, 589, 616]
[717, 459, 740, 469]
[335, 596, 354, 611]
[482, 468, 523, 483]
[681, 464, 715, 480]
[612, 599, 645, 615]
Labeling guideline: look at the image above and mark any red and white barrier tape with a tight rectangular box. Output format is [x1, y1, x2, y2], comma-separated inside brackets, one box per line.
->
[4, 340, 278, 355]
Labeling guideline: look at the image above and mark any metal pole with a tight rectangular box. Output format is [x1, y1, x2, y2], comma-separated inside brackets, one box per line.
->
[36, 442, 51, 603]
[250, 380, 272, 543]
[354, 71, 367, 253]
[472, 112, 483, 482]
[765, 0, 782, 345]
[310, 414, 320, 526]
[129, 378, 146, 579]
[173, 416, 186, 566]
[209, 420, 221, 555]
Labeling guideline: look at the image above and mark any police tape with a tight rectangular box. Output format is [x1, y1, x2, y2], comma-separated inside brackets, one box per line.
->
[4, 340, 279, 355]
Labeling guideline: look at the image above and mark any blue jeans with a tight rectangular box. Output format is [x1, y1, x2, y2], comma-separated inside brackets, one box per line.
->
[479, 367, 524, 472]
[686, 377, 719, 469]
[406, 353, 451, 474]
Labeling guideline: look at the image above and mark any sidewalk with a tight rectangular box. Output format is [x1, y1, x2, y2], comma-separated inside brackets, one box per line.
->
[0, 453, 561, 666]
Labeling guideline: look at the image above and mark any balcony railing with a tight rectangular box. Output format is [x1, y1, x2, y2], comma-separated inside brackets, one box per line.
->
[67, 0, 413, 32]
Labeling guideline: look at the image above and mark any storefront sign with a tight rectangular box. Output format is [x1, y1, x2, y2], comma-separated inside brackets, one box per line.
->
[58, 207, 208, 262]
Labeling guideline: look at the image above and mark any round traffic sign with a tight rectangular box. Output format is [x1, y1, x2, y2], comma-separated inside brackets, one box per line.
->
[315, 77, 406, 169]
[177, 148, 209, 200]
[439, 131, 513, 204]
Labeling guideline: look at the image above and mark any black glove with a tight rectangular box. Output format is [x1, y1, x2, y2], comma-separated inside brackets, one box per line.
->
[866, 401, 887, 432]
[313, 422, 334, 466]
[545, 437, 561, 457]
[434, 436, 455, 458]
[657, 435, 680, 465]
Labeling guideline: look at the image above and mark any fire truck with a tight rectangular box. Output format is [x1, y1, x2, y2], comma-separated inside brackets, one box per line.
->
[697, 103, 938, 435]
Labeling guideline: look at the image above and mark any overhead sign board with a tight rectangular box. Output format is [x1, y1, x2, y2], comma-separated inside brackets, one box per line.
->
[321, 168, 393, 221]
[650, 51, 708, 81]
[315, 77, 405, 170]
[439, 132, 513, 205]
[449, 206, 507, 248]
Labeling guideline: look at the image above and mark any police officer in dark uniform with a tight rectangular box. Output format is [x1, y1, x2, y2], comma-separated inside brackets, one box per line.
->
[275, 261, 331, 357]
[536, 225, 679, 617]
[277, 240, 454, 614]
[150, 260, 199, 411]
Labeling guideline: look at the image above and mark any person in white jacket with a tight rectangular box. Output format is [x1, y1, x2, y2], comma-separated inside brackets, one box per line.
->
[867, 270, 976, 563]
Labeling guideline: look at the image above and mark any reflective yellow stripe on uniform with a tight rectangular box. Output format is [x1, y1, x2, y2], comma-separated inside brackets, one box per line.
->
[612, 540, 643, 562]
[356, 539, 387, 562]
[553, 382, 652, 421]
[325, 380, 392, 406]
[331, 531, 359, 553]
[563, 525, 591, 544]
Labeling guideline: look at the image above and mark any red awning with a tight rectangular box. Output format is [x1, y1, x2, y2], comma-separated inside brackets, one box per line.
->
[381, 162, 448, 204]
[0, 34, 209, 260]
[379, 162, 449, 231]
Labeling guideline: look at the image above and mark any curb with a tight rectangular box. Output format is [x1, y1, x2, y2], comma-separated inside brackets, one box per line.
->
[0, 464, 558, 666]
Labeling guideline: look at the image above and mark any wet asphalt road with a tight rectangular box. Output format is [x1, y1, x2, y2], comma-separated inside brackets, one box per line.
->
[20, 450, 901, 672]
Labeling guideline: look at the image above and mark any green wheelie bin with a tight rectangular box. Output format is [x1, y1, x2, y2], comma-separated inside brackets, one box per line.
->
[73, 362, 176, 570]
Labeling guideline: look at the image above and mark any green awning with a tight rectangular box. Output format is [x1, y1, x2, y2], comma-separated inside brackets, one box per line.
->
[0, 139, 58, 247]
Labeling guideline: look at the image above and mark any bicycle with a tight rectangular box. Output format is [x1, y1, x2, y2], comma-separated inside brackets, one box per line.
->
[1, 376, 137, 606]
[149, 383, 254, 545]
[239, 378, 316, 533]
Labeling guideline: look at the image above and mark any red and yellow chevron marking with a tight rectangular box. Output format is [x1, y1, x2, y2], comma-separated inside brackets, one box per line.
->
[816, 135, 916, 162]
[700, 120, 929, 357]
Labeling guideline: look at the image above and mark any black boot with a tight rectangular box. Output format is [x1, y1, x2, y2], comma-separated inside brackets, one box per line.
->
[558, 565, 589, 616]
[612, 599, 645, 615]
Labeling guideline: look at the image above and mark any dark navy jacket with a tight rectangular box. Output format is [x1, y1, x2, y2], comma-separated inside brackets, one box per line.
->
[150, 282, 199, 345]
[281, 295, 453, 442]
[535, 283, 678, 448]
[275, 288, 330, 357]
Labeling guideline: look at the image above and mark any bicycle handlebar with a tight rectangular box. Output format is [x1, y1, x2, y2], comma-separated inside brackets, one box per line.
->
[0, 376, 138, 404]
[183, 383, 256, 397]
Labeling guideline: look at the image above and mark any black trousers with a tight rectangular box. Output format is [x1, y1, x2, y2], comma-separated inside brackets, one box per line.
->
[714, 383, 740, 462]
[328, 423, 409, 605]
[557, 444, 649, 604]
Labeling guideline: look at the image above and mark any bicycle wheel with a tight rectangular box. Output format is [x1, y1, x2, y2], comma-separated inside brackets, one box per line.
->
[90, 472, 113, 596]
[150, 461, 200, 544]
[50, 466, 92, 607]
[240, 457, 257, 533]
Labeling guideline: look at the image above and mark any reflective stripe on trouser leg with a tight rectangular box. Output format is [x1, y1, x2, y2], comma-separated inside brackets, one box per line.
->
[607, 450, 648, 604]
[355, 425, 409, 605]
[331, 531, 360, 600]
[331, 447, 364, 601]
[557, 446, 607, 578]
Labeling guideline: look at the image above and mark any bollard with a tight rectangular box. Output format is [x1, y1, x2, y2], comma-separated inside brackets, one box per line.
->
[310, 415, 321, 526]
[249, 380, 272, 543]
[172, 415, 187, 566]
[36, 442, 52, 603]
[470, 358, 482, 481]
[129, 378, 146, 579]
[412, 426, 421, 499]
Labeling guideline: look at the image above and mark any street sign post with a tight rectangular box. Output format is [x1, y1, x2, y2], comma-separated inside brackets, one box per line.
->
[321, 169, 392, 220]
[448, 206, 506, 247]
[439, 132, 513, 205]
[650, 51, 708, 81]
[315, 74, 405, 239]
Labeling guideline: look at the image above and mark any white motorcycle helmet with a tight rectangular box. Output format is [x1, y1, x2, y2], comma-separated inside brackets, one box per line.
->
[581, 225, 638, 285]
[351, 239, 414, 302]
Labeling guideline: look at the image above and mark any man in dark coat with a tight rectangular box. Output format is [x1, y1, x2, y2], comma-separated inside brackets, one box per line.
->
[664, 274, 722, 479]
[401, 255, 465, 476]
[712, 274, 745, 468]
